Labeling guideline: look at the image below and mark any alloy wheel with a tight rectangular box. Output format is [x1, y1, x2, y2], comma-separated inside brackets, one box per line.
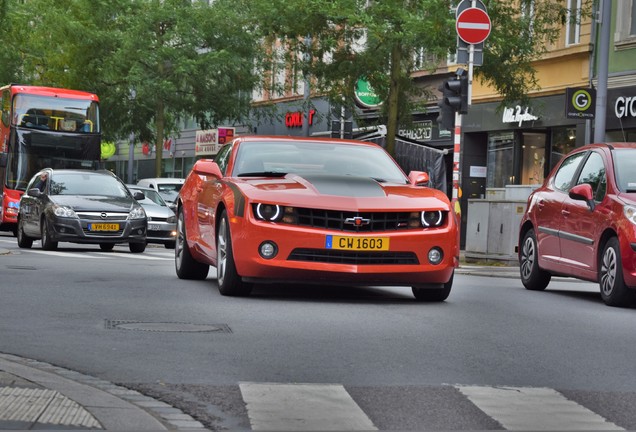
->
[520, 236, 535, 281]
[217, 217, 228, 287]
[600, 246, 617, 297]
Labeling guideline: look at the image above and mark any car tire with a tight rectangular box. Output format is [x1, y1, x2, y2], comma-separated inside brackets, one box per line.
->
[175, 207, 209, 280]
[599, 237, 636, 307]
[412, 271, 453, 302]
[16, 218, 33, 249]
[519, 228, 551, 291]
[129, 242, 146, 253]
[40, 217, 58, 251]
[217, 210, 252, 297]
[165, 241, 176, 249]
[100, 243, 115, 251]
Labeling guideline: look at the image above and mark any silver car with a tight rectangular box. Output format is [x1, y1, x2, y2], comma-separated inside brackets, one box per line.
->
[127, 185, 176, 249]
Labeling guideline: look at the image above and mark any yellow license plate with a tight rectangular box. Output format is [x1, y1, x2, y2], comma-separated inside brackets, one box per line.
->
[326, 235, 389, 251]
[89, 223, 120, 231]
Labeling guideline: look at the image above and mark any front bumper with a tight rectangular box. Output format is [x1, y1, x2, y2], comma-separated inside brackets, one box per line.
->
[230, 217, 458, 287]
[48, 215, 147, 244]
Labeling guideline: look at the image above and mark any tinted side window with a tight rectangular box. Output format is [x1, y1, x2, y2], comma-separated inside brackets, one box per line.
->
[215, 144, 232, 175]
[553, 152, 587, 191]
[576, 152, 606, 202]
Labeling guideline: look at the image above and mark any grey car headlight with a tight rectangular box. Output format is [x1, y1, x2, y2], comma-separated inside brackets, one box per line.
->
[53, 205, 78, 218]
[129, 206, 146, 220]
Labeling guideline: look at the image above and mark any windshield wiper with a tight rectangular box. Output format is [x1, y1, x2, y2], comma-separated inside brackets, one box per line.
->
[237, 171, 287, 178]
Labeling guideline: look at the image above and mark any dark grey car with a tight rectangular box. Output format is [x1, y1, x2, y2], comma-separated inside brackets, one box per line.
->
[17, 169, 148, 253]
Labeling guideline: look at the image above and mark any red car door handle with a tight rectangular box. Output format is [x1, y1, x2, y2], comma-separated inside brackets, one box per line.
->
[562, 209, 570, 216]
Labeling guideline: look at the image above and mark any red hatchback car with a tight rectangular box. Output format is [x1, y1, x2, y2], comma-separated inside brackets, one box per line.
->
[519, 142, 636, 307]
[175, 136, 459, 301]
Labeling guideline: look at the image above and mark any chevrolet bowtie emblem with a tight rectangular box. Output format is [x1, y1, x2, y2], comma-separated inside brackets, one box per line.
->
[344, 216, 370, 226]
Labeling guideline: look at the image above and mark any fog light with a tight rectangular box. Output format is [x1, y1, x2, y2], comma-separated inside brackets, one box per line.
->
[428, 247, 443, 265]
[259, 241, 278, 259]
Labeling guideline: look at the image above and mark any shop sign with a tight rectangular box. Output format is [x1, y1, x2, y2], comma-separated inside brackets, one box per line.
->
[502, 106, 538, 127]
[285, 109, 316, 128]
[354, 78, 383, 109]
[399, 121, 433, 141]
[615, 95, 636, 119]
[195, 129, 218, 156]
[566, 87, 596, 119]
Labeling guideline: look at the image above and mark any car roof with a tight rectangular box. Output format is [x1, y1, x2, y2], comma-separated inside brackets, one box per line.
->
[126, 184, 152, 191]
[232, 135, 380, 148]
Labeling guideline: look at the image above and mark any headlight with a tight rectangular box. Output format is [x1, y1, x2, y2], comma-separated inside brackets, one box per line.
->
[53, 205, 77, 218]
[421, 210, 444, 227]
[129, 206, 146, 220]
[254, 203, 284, 222]
[624, 206, 636, 225]
[167, 214, 176, 223]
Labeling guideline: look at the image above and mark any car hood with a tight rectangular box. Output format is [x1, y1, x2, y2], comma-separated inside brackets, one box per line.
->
[234, 174, 451, 210]
[51, 195, 136, 212]
[140, 203, 175, 218]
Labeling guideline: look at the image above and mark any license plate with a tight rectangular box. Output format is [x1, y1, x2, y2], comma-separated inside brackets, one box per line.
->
[326, 235, 389, 251]
[89, 223, 119, 231]
[148, 224, 161, 231]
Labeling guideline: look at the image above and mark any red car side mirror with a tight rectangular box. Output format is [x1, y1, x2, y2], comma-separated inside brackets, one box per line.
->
[193, 159, 223, 178]
[408, 171, 430, 186]
[569, 183, 595, 211]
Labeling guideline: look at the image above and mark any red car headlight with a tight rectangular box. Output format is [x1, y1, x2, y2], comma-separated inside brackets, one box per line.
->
[254, 203, 284, 222]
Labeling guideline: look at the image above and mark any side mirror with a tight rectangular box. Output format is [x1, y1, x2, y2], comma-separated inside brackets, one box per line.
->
[408, 171, 430, 186]
[133, 191, 145, 200]
[28, 188, 42, 198]
[569, 183, 595, 211]
[193, 159, 223, 178]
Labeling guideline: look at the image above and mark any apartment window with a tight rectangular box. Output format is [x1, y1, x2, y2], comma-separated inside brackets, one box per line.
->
[615, 0, 636, 47]
[566, 0, 581, 45]
[521, 0, 535, 39]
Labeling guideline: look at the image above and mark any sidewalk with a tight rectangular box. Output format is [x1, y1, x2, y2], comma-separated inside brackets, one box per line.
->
[0, 353, 207, 431]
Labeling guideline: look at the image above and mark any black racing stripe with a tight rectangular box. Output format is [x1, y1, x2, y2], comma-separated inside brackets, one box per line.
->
[301, 174, 386, 197]
[223, 181, 245, 217]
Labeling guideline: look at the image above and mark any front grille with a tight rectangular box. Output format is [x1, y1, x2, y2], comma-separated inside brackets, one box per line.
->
[77, 212, 129, 222]
[288, 248, 419, 265]
[295, 208, 414, 232]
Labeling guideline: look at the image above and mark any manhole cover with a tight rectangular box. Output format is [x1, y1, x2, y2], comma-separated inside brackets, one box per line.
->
[105, 320, 231, 333]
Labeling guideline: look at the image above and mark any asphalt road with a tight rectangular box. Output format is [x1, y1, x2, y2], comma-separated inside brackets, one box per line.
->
[2, 232, 636, 430]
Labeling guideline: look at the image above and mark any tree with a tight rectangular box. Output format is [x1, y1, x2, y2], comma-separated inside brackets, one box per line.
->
[0, 0, 260, 177]
[244, 0, 589, 155]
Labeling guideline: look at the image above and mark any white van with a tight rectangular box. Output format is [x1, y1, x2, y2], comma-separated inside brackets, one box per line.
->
[136, 178, 185, 209]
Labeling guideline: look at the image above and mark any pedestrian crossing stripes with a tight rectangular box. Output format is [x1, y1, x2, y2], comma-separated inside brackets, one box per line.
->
[237, 383, 625, 431]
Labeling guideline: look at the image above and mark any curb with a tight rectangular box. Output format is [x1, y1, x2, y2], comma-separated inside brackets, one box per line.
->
[0, 353, 209, 431]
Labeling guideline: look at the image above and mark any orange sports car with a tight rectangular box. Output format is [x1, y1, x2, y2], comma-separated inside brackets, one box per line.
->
[175, 136, 459, 301]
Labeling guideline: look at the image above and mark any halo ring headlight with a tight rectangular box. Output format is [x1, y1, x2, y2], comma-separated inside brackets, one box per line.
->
[421, 210, 443, 227]
[256, 203, 282, 221]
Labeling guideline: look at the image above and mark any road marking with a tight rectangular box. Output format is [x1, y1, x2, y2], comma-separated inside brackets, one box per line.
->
[22, 250, 109, 259]
[0, 387, 101, 428]
[93, 251, 171, 260]
[456, 385, 623, 430]
[239, 382, 377, 431]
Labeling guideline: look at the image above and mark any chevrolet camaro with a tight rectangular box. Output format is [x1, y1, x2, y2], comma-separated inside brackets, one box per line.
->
[175, 136, 459, 301]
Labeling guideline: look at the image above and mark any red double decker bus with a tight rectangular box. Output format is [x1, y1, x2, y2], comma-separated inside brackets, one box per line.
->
[0, 85, 101, 235]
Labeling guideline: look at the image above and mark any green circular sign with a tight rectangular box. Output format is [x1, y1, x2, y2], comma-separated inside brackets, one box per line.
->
[572, 89, 592, 111]
[354, 78, 382, 108]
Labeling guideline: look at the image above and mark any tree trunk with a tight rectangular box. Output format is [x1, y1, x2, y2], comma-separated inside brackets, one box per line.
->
[385, 43, 402, 157]
[154, 98, 164, 177]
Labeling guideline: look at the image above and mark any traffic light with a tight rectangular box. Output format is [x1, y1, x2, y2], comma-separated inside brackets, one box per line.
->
[436, 73, 469, 131]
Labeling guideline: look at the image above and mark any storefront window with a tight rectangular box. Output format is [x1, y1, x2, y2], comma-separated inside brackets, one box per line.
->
[520, 132, 546, 185]
[487, 132, 515, 188]
[551, 127, 577, 172]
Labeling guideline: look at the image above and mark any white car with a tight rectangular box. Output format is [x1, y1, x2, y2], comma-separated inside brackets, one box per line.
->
[136, 178, 185, 210]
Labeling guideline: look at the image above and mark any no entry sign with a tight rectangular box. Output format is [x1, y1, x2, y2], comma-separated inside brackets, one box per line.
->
[456, 7, 491, 45]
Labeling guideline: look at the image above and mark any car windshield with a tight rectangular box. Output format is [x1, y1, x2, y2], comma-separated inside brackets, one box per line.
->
[232, 140, 408, 184]
[613, 148, 636, 192]
[131, 188, 167, 206]
[156, 184, 182, 202]
[50, 172, 130, 197]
